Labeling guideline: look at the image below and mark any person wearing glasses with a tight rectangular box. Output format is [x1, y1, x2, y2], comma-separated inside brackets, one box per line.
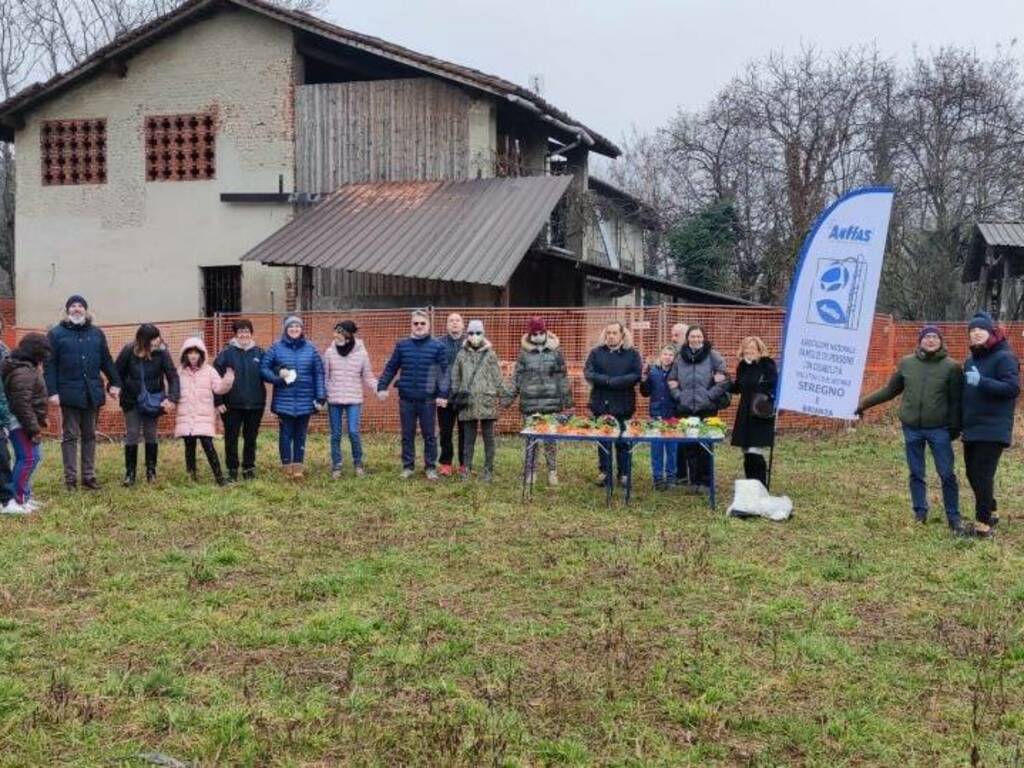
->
[377, 310, 450, 480]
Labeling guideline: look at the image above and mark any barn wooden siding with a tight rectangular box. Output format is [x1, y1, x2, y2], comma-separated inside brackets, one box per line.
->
[295, 78, 471, 192]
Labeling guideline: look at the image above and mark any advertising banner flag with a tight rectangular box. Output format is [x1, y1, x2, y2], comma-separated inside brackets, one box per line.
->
[777, 187, 895, 419]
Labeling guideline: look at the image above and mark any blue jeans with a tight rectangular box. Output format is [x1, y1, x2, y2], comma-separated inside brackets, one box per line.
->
[329, 404, 363, 468]
[9, 428, 42, 504]
[278, 414, 312, 466]
[595, 416, 630, 479]
[399, 398, 437, 470]
[902, 425, 960, 527]
[651, 443, 677, 483]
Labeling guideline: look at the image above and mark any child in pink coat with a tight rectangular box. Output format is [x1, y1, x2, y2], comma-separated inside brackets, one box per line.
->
[323, 320, 378, 478]
[176, 337, 235, 485]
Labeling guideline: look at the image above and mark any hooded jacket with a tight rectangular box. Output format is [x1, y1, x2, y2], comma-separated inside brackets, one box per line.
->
[668, 342, 730, 417]
[2, 356, 48, 436]
[859, 345, 962, 431]
[114, 342, 180, 412]
[44, 316, 121, 409]
[378, 335, 449, 401]
[506, 332, 573, 415]
[213, 339, 267, 411]
[260, 332, 327, 417]
[584, 334, 643, 419]
[324, 338, 378, 405]
[175, 337, 234, 438]
[452, 338, 504, 422]
[962, 334, 1020, 445]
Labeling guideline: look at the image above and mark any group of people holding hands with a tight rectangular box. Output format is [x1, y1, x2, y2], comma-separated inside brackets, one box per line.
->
[0, 296, 1013, 537]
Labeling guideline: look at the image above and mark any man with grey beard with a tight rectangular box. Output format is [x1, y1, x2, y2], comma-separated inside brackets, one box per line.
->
[44, 295, 121, 490]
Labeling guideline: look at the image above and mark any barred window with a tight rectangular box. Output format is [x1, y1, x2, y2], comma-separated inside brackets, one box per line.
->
[145, 113, 216, 182]
[40, 119, 107, 186]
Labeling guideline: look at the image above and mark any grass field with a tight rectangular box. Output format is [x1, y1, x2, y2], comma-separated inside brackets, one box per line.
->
[0, 424, 1022, 767]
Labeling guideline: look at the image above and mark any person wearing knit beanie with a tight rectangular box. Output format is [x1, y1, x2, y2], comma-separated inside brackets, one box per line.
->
[65, 294, 88, 311]
[857, 316, 966, 533]
[962, 308, 1020, 537]
[283, 315, 303, 333]
[527, 317, 546, 336]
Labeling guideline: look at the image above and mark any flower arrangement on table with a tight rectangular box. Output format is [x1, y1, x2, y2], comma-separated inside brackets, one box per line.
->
[623, 416, 728, 440]
[524, 413, 622, 436]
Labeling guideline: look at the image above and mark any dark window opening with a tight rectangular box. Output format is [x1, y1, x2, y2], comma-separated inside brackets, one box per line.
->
[145, 112, 216, 182]
[41, 118, 107, 186]
[202, 266, 241, 316]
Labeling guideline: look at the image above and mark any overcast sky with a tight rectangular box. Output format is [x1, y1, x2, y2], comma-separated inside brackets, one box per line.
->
[322, 0, 1024, 152]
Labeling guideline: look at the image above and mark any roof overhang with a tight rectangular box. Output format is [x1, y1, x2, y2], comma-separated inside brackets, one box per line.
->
[964, 221, 1024, 283]
[534, 248, 757, 306]
[0, 0, 619, 156]
[241, 175, 573, 286]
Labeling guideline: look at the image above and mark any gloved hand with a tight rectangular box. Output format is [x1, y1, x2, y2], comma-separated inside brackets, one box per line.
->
[854, 406, 864, 418]
[949, 427, 961, 441]
[965, 367, 981, 386]
[314, 400, 326, 413]
[376, 390, 389, 401]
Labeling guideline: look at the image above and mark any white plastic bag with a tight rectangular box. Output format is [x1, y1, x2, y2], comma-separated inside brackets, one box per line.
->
[727, 479, 793, 521]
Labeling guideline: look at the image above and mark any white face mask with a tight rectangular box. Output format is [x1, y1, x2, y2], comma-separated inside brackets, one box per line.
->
[529, 333, 546, 346]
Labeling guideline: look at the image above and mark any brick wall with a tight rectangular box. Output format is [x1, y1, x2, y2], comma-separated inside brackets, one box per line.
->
[13, 304, 1008, 437]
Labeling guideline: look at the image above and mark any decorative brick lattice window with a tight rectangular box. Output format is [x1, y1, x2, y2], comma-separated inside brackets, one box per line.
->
[40, 119, 107, 186]
[145, 113, 216, 182]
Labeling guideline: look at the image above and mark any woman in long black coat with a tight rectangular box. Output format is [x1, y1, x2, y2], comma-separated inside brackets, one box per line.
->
[730, 336, 777, 486]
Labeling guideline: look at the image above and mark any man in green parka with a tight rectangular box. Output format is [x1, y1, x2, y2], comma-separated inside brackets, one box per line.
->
[856, 325, 965, 532]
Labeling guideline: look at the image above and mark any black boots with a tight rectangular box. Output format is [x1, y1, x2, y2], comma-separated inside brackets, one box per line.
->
[743, 453, 768, 486]
[122, 445, 138, 487]
[145, 443, 158, 483]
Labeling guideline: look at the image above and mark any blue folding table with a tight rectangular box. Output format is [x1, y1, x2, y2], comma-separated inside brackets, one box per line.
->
[520, 431, 725, 509]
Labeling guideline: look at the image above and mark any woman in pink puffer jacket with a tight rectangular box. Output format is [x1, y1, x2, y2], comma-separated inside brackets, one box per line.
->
[323, 320, 378, 477]
[176, 337, 235, 485]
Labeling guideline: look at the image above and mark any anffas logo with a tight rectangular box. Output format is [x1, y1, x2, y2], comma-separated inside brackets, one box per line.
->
[828, 224, 872, 243]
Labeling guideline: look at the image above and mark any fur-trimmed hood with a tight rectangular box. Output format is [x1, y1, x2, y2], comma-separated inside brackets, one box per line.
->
[520, 331, 560, 352]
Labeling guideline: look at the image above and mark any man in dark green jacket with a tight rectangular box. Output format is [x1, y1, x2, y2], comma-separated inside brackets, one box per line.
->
[856, 325, 964, 531]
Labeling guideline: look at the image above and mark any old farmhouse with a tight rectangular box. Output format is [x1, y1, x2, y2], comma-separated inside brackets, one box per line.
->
[0, 0, 748, 327]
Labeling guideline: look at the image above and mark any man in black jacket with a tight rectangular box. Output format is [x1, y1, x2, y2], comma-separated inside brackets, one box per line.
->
[214, 319, 267, 481]
[436, 312, 466, 476]
[44, 295, 120, 490]
[584, 322, 643, 486]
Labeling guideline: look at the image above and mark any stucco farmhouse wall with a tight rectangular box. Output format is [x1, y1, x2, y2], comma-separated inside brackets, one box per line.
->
[14, 10, 296, 327]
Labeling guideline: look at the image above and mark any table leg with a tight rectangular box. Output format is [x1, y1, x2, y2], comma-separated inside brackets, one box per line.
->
[624, 441, 634, 505]
[708, 443, 716, 511]
[602, 441, 613, 506]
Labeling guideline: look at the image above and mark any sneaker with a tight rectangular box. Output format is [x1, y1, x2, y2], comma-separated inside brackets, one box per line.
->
[618, 476, 629, 488]
[354, 466, 366, 478]
[951, 523, 974, 539]
[595, 473, 609, 487]
[401, 469, 414, 480]
[0, 500, 28, 516]
[654, 480, 667, 491]
[914, 516, 928, 525]
[425, 469, 439, 481]
[458, 465, 469, 478]
[331, 467, 342, 480]
[22, 499, 43, 512]
[81, 478, 101, 491]
[973, 522, 995, 538]
[482, 469, 494, 483]
[65, 481, 77, 491]
[547, 470, 558, 486]
[438, 464, 453, 477]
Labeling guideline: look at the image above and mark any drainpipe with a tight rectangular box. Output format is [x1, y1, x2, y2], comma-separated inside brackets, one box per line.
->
[505, 94, 594, 155]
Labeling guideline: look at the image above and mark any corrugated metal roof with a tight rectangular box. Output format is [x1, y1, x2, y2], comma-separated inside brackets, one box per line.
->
[976, 221, 1024, 248]
[241, 176, 573, 286]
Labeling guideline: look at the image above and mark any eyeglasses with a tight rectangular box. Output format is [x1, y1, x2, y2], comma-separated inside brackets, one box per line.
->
[467, 331, 483, 336]
[412, 321, 428, 327]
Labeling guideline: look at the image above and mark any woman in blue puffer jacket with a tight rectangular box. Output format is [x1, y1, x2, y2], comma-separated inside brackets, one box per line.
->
[260, 316, 326, 479]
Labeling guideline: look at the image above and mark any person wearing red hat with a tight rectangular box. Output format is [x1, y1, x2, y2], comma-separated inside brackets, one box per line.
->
[504, 317, 573, 485]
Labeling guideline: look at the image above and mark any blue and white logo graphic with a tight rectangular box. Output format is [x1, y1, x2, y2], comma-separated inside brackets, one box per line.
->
[807, 256, 867, 330]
